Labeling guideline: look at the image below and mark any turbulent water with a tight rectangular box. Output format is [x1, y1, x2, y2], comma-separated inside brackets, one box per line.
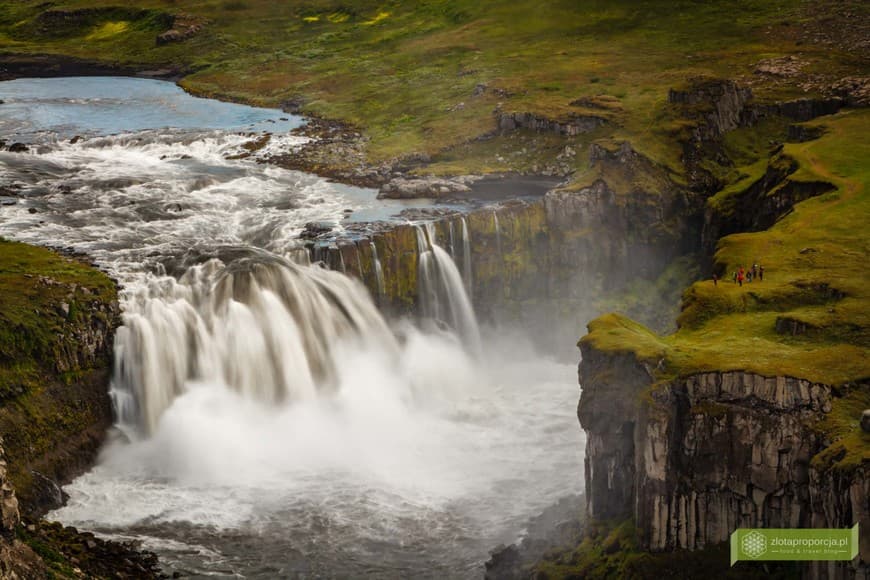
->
[0, 77, 583, 578]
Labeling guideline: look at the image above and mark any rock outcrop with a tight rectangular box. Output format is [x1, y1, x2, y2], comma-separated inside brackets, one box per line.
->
[155, 13, 207, 45]
[378, 175, 477, 199]
[497, 111, 606, 136]
[702, 152, 835, 253]
[0, 439, 46, 578]
[577, 338, 869, 579]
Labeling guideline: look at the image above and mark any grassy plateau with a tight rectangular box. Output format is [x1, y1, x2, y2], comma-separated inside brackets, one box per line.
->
[0, 0, 865, 173]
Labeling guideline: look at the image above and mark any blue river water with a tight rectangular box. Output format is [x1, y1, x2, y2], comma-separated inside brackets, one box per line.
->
[0, 76, 301, 141]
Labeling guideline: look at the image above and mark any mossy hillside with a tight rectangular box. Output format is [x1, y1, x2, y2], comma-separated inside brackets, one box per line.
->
[586, 110, 870, 383]
[0, 0, 864, 177]
[583, 109, 870, 475]
[0, 239, 117, 511]
[811, 386, 870, 474]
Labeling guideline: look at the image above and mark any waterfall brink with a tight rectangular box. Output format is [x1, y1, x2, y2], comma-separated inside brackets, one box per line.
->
[414, 224, 482, 354]
[460, 217, 472, 293]
[112, 251, 399, 436]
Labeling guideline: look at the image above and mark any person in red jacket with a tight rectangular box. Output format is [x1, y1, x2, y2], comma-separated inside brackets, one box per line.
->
[737, 266, 745, 287]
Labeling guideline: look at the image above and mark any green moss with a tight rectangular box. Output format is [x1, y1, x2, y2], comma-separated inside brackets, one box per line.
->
[535, 519, 802, 579]
[580, 314, 667, 365]
[811, 386, 870, 474]
[16, 526, 78, 578]
[0, 238, 117, 509]
[0, 238, 116, 367]
[585, 110, 869, 389]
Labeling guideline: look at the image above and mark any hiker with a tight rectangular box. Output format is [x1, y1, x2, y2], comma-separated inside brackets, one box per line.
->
[713, 273, 718, 286]
[752, 263, 758, 279]
[737, 267, 745, 287]
[759, 265, 764, 281]
[732, 270, 738, 283]
[747, 270, 753, 283]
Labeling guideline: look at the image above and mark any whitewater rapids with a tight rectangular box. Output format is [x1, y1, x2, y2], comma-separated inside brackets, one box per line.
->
[0, 77, 583, 578]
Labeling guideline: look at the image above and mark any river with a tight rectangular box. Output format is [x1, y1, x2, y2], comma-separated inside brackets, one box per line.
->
[0, 77, 583, 578]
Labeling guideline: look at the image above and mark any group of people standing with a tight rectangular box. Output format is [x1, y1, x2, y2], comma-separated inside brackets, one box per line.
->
[733, 263, 763, 286]
[712, 263, 764, 287]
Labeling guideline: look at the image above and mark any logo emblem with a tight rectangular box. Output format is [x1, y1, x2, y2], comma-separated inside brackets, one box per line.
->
[741, 530, 768, 559]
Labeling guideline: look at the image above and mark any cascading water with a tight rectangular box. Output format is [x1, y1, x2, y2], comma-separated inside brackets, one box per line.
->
[0, 76, 583, 579]
[461, 216, 473, 293]
[493, 210, 504, 262]
[414, 223, 482, 355]
[371, 242, 386, 300]
[113, 253, 399, 435]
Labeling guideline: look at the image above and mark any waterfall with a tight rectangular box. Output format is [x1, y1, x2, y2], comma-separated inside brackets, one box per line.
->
[492, 211, 503, 260]
[112, 252, 399, 436]
[356, 251, 365, 280]
[414, 224, 482, 354]
[460, 217, 472, 293]
[448, 221, 456, 258]
[371, 243, 386, 300]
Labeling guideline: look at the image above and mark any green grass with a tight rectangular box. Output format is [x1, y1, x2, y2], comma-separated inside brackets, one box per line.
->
[583, 109, 870, 473]
[535, 519, 803, 579]
[584, 110, 870, 385]
[0, 0, 864, 174]
[0, 239, 115, 384]
[580, 313, 668, 365]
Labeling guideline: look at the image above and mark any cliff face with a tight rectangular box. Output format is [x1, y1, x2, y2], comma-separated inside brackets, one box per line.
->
[577, 339, 869, 578]
[0, 240, 120, 518]
[0, 438, 46, 578]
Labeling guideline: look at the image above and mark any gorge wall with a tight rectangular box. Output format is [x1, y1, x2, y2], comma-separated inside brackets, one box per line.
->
[578, 335, 868, 579]
[570, 81, 868, 578]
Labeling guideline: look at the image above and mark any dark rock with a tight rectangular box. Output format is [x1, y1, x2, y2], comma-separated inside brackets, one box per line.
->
[787, 124, 825, 143]
[300, 221, 337, 240]
[378, 176, 475, 199]
[775, 315, 815, 336]
[282, 97, 305, 114]
[155, 13, 206, 46]
[485, 495, 584, 580]
[578, 335, 866, 562]
[7, 143, 28, 153]
[862, 410, 870, 433]
[497, 111, 605, 136]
